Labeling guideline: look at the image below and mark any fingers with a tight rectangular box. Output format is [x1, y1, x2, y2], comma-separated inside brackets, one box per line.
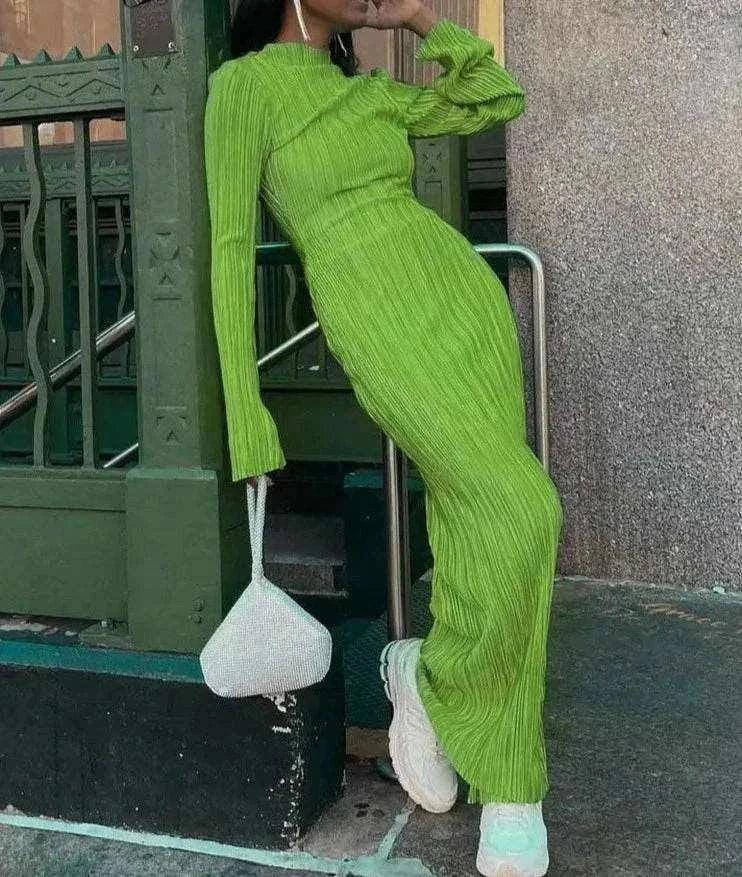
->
[247, 474, 273, 487]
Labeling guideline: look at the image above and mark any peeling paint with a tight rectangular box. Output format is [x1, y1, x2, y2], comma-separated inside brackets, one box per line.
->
[0, 811, 434, 875]
[645, 603, 730, 627]
[376, 802, 417, 860]
[279, 702, 306, 846]
[0, 620, 49, 633]
[262, 692, 288, 712]
[262, 692, 298, 714]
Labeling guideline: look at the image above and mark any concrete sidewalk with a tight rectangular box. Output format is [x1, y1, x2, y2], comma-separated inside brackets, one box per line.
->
[1, 578, 740, 876]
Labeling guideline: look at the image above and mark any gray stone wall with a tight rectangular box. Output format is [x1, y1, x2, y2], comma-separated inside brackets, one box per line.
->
[504, 1, 741, 590]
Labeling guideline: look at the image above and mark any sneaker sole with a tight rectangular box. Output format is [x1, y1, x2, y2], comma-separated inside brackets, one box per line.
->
[476, 849, 549, 877]
[379, 639, 457, 814]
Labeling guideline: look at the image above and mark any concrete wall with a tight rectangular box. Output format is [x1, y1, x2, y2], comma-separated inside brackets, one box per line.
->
[504, 1, 741, 590]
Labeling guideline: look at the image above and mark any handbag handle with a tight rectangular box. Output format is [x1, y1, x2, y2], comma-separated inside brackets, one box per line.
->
[245, 474, 268, 579]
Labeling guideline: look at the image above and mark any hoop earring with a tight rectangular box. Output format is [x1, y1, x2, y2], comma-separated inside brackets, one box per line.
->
[335, 33, 349, 57]
[291, 0, 311, 42]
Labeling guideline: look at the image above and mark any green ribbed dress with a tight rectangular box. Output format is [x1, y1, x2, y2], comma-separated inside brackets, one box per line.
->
[204, 18, 564, 804]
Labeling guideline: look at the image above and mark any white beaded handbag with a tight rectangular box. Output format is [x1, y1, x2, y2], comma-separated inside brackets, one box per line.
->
[200, 473, 333, 697]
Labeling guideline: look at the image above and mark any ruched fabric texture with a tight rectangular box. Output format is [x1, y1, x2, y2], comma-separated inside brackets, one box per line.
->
[204, 18, 564, 804]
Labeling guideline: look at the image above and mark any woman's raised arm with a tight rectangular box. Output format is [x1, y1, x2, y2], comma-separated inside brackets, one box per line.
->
[204, 59, 286, 482]
[375, 18, 526, 138]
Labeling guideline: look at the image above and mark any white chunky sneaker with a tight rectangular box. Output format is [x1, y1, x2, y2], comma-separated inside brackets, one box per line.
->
[379, 637, 458, 813]
[476, 801, 549, 876]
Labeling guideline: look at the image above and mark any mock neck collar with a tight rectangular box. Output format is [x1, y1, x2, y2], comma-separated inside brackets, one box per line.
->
[261, 39, 333, 66]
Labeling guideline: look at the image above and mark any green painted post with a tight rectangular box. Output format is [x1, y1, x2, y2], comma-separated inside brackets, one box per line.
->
[121, 0, 247, 652]
[412, 135, 469, 234]
[44, 199, 75, 464]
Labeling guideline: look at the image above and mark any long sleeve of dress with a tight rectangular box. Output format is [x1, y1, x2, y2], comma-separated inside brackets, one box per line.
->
[204, 60, 286, 481]
[379, 18, 526, 137]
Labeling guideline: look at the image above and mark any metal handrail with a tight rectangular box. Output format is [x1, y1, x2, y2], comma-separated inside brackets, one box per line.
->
[224, 241, 552, 640]
[383, 242, 550, 639]
[477, 243, 549, 470]
[0, 241, 549, 642]
[107, 242, 549, 476]
[102, 313, 323, 469]
[0, 311, 136, 430]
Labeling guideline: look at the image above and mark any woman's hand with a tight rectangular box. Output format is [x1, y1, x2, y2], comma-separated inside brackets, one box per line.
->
[246, 474, 273, 489]
[364, 0, 438, 36]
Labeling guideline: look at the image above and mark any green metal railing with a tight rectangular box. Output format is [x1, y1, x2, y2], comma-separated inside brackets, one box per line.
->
[0, 40, 126, 463]
[0, 312, 135, 430]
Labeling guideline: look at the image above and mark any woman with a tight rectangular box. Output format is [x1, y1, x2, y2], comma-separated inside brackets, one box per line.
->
[204, 1, 564, 874]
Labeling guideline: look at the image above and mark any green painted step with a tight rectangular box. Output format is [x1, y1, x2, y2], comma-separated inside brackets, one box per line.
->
[264, 512, 348, 599]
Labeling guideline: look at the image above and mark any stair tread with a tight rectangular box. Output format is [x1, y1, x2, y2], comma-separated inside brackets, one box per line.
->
[264, 513, 345, 566]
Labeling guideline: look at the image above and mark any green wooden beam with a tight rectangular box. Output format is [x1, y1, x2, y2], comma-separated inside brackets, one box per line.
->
[0, 49, 124, 124]
[0, 638, 202, 683]
[0, 142, 130, 201]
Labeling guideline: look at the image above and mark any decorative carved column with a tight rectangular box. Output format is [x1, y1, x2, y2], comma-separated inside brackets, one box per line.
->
[399, 1, 483, 233]
[122, 0, 247, 653]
